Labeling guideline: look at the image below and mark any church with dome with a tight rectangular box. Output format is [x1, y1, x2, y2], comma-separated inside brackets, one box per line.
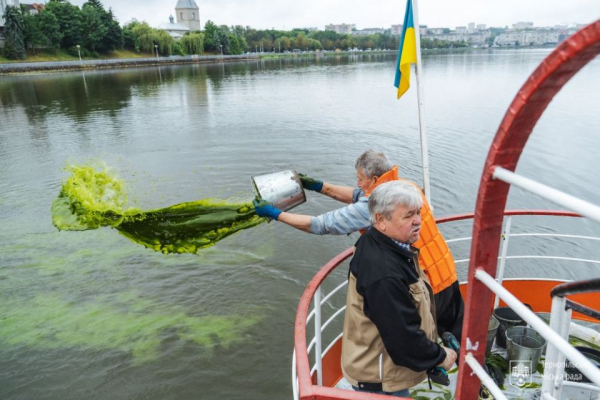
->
[158, 0, 201, 39]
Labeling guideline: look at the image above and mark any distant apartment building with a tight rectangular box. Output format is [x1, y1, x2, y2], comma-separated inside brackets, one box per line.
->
[353, 27, 385, 36]
[325, 23, 356, 34]
[434, 31, 491, 45]
[477, 24, 487, 31]
[513, 21, 534, 30]
[455, 26, 467, 33]
[428, 28, 445, 35]
[468, 22, 475, 34]
[419, 25, 428, 35]
[390, 24, 402, 35]
[495, 30, 559, 46]
[295, 27, 319, 32]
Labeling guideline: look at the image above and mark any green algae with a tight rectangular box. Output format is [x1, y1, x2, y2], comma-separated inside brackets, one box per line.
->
[52, 164, 265, 254]
[0, 293, 263, 364]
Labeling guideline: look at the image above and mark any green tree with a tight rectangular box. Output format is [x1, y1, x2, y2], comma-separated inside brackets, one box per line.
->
[101, 9, 123, 51]
[130, 21, 156, 52]
[181, 32, 205, 54]
[203, 20, 218, 51]
[80, 3, 108, 51]
[122, 20, 140, 51]
[154, 30, 174, 55]
[2, 5, 26, 59]
[45, 0, 83, 49]
[23, 9, 62, 53]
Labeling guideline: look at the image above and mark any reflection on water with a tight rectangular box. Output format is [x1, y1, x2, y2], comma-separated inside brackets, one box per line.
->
[0, 50, 599, 400]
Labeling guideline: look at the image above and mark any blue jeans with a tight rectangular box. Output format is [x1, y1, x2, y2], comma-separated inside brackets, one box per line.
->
[352, 386, 410, 397]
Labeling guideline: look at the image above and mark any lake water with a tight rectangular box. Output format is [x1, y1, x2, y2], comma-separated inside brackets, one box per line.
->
[1, 49, 599, 399]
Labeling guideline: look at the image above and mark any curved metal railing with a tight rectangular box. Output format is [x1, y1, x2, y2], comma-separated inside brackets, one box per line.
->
[293, 210, 600, 400]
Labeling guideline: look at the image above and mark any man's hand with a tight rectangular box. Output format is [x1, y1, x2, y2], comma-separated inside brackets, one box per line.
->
[298, 173, 323, 192]
[438, 346, 458, 370]
[253, 198, 282, 220]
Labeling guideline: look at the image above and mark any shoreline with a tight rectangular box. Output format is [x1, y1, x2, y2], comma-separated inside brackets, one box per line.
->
[0, 54, 260, 74]
[0, 47, 555, 75]
[0, 50, 398, 74]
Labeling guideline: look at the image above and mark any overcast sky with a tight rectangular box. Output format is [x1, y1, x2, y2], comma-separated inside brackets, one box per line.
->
[67, 0, 600, 30]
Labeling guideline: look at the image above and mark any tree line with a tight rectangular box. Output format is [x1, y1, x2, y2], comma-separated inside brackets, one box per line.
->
[2, 0, 458, 61]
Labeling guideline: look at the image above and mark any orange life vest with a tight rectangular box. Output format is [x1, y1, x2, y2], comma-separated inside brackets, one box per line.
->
[362, 166, 457, 294]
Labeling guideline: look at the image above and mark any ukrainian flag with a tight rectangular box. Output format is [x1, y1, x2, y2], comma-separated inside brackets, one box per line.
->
[394, 0, 417, 99]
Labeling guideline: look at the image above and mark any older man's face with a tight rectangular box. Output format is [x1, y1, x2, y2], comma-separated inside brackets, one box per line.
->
[375, 204, 422, 244]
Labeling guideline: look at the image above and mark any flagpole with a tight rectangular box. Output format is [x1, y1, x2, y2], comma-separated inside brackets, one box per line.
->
[410, 0, 432, 207]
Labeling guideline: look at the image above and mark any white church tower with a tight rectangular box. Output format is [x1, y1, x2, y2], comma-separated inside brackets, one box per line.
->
[175, 0, 200, 32]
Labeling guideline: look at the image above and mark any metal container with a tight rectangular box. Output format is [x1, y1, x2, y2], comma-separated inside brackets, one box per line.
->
[506, 326, 547, 371]
[565, 346, 600, 383]
[486, 315, 500, 355]
[251, 170, 306, 212]
[493, 307, 527, 348]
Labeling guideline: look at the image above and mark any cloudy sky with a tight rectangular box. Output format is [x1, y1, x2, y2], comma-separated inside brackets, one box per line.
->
[67, 0, 600, 30]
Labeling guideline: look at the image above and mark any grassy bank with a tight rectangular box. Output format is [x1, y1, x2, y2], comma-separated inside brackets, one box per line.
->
[0, 49, 154, 63]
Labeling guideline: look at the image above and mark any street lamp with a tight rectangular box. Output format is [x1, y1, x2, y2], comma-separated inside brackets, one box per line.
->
[255, 44, 257, 53]
[219, 44, 223, 59]
[76, 44, 82, 64]
[154, 44, 159, 61]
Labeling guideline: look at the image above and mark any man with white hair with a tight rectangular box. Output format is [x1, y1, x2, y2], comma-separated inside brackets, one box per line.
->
[341, 181, 457, 396]
[253, 150, 464, 341]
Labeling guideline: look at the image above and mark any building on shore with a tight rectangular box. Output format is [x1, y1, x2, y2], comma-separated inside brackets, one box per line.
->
[513, 21, 534, 30]
[352, 27, 386, 36]
[175, 0, 200, 31]
[495, 29, 559, 46]
[21, 2, 43, 15]
[391, 24, 403, 36]
[324, 23, 355, 34]
[158, 15, 190, 39]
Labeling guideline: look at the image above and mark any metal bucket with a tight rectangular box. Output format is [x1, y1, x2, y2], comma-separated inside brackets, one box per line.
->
[493, 307, 527, 348]
[506, 326, 547, 370]
[251, 170, 306, 212]
[486, 315, 500, 354]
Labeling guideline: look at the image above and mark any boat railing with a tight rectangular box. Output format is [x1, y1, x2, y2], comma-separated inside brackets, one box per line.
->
[293, 210, 600, 400]
[541, 279, 600, 399]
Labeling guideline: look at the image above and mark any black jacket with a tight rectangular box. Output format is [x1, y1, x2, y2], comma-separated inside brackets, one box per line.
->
[350, 227, 446, 372]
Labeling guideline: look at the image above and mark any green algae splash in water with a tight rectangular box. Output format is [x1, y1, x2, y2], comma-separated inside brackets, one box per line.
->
[52, 164, 265, 254]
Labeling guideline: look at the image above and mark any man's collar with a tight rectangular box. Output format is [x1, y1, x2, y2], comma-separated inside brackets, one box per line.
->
[369, 228, 418, 258]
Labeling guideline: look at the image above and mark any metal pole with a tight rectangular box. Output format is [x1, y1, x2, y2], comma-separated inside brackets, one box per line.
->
[494, 216, 512, 308]
[313, 288, 323, 386]
[410, 0, 432, 206]
[493, 167, 600, 224]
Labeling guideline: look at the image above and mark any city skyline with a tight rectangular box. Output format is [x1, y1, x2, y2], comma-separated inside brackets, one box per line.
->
[63, 0, 599, 31]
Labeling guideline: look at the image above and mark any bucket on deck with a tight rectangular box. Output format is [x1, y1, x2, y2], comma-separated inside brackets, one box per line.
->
[493, 306, 528, 348]
[251, 170, 306, 212]
[565, 346, 600, 383]
[506, 326, 547, 370]
[486, 315, 500, 354]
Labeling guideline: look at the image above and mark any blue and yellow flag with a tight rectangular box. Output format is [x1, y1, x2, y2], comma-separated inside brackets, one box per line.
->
[394, 0, 417, 99]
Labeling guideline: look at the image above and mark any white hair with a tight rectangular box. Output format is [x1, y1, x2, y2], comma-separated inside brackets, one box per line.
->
[368, 181, 423, 224]
[355, 150, 393, 179]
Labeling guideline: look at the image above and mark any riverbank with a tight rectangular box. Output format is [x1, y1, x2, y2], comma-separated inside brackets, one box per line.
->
[0, 50, 400, 74]
[0, 53, 261, 74]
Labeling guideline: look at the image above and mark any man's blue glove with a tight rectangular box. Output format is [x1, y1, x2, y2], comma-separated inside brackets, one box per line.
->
[299, 173, 323, 192]
[253, 198, 282, 220]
